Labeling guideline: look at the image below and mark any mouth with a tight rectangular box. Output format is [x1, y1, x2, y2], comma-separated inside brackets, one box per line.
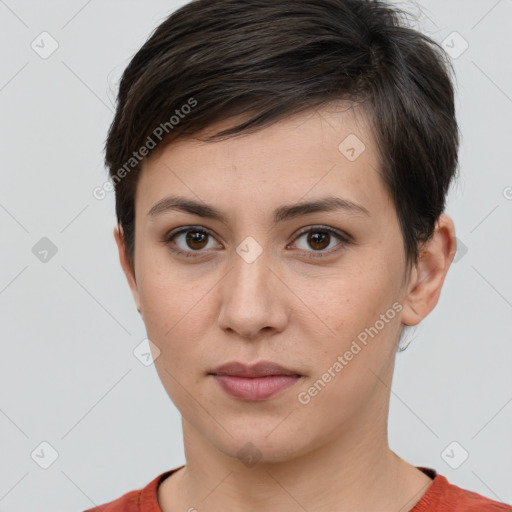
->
[208, 361, 303, 401]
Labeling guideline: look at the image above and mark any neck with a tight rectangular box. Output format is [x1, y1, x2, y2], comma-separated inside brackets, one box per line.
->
[159, 387, 432, 511]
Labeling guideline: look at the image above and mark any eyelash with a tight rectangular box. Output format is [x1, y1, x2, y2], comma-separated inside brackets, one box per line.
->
[162, 225, 352, 260]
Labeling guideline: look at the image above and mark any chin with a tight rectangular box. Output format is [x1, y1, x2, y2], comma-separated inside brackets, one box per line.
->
[204, 424, 313, 467]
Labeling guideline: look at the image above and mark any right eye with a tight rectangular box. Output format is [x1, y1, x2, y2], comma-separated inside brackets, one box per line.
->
[163, 226, 223, 258]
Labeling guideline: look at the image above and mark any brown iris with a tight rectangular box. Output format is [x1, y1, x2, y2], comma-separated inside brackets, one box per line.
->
[307, 231, 330, 251]
[186, 231, 209, 250]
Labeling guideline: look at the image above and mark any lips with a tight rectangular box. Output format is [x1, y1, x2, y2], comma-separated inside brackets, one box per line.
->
[210, 361, 301, 378]
[209, 361, 302, 401]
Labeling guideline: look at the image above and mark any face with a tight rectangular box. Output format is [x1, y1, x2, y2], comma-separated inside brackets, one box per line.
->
[115, 103, 439, 464]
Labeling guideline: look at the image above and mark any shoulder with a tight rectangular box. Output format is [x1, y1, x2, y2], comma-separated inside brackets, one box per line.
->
[82, 467, 183, 512]
[414, 467, 512, 512]
[440, 476, 512, 512]
[83, 489, 140, 512]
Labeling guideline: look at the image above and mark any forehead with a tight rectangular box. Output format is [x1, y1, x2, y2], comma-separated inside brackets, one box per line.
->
[146, 100, 375, 163]
[136, 102, 387, 219]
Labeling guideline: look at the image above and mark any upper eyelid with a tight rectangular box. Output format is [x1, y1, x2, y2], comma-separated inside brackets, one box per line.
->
[293, 225, 350, 240]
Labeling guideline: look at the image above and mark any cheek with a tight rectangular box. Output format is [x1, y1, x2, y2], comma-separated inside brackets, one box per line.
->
[136, 247, 211, 330]
[304, 262, 402, 374]
[137, 284, 192, 375]
[314, 264, 395, 333]
[140, 280, 208, 346]
[138, 273, 211, 408]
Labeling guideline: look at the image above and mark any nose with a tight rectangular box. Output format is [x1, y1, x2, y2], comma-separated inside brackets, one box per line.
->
[217, 245, 289, 340]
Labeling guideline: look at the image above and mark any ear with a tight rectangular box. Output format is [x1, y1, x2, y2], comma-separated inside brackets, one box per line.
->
[113, 224, 142, 314]
[401, 214, 457, 326]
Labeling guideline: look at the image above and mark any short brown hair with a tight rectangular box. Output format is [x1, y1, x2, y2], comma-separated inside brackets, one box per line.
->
[105, 0, 460, 275]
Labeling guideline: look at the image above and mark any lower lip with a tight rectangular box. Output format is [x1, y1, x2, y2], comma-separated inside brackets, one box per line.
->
[212, 375, 300, 401]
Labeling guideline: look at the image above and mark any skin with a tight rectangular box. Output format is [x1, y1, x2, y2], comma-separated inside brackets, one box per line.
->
[114, 102, 457, 511]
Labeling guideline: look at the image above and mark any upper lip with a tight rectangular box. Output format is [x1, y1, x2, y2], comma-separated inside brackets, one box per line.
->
[209, 361, 301, 378]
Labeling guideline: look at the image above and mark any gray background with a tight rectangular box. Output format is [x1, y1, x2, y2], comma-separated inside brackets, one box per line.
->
[0, 1, 511, 510]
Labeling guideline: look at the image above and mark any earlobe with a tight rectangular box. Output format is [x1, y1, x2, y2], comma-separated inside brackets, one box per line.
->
[401, 214, 457, 326]
[113, 224, 142, 313]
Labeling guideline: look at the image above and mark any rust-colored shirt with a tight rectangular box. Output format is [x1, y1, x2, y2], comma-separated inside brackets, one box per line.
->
[83, 466, 511, 511]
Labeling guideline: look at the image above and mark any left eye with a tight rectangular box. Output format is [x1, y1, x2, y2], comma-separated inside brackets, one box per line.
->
[291, 227, 349, 254]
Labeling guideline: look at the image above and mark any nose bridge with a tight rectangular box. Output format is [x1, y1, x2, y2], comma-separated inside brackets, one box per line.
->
[233, 243, 271, 299]
[217, 239, 287, 338]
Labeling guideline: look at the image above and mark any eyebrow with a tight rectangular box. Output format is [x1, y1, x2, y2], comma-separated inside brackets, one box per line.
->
[147, 194, 370, 224]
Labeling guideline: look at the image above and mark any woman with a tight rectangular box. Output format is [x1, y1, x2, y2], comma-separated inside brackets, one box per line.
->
[86, 0, 511, 510]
